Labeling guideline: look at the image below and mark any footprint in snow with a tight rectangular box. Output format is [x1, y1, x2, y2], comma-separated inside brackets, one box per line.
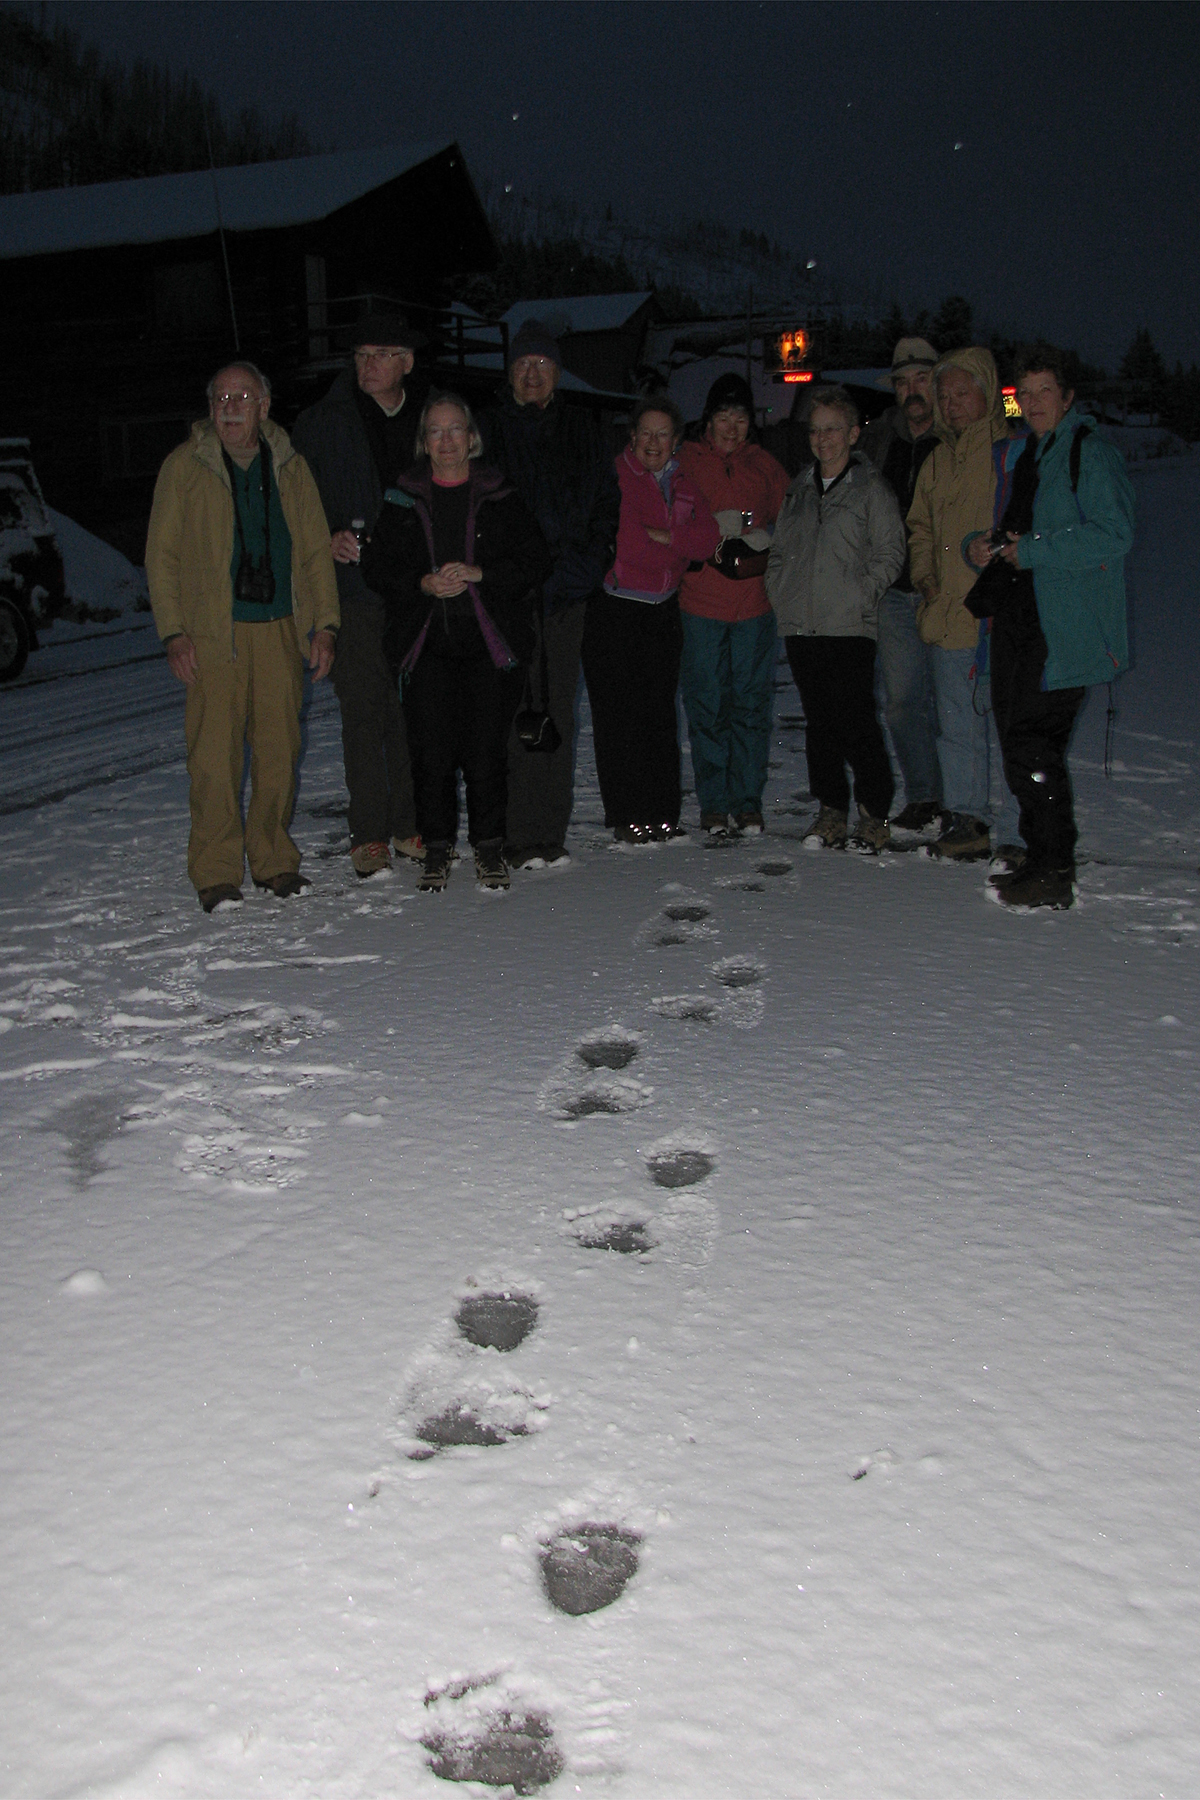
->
[646, 1147, 713, 1189]
[456, 1288, 539, 1351]
[421, 1675, 564, 1794]
[576, 1028, 641, 1071]
[541, 1052, 651, 1121]
[756, 858, 794, 877]
[641, 1134, 719, 1266]
[540, 1522, 641, 1615]
[571, 1208, 658, 1255]
[710, 955, 765, 989]
[662, 899, 711, 922]
[650, 994, 720, 1023]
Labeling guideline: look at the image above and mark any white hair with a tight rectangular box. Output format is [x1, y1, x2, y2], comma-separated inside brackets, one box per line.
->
[207, 361, 272, 405]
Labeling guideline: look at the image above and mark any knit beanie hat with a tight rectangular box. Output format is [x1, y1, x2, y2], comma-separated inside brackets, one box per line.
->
[508, 320, 562, 367]
[702, 372, 755, 422]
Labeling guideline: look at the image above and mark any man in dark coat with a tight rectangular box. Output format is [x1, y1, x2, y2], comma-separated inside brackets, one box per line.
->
[481, 320, 620, 868]
[858, 336, 945, 833]
[292, 311, 429, 877]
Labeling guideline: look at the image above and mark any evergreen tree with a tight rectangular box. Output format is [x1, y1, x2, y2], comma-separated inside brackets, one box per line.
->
[0, 4, 311, 193]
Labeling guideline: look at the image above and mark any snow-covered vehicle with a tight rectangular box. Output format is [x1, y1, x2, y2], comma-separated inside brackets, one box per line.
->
[0, 439, 67, 680]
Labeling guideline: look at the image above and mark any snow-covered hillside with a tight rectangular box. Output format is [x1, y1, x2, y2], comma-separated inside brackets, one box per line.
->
[0, 458, 1197, 1799]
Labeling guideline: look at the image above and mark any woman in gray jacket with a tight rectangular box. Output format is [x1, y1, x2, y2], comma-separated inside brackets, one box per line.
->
[767, 386, 905, 852]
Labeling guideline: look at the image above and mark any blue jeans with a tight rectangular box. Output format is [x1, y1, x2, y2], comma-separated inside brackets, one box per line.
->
[679, 610, 777, 816]
[875, 587, 941, 806]
[930, 644, 1020, 843]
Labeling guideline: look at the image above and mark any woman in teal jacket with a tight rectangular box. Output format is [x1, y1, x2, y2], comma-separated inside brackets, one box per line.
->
[970, 345, 1135, 909]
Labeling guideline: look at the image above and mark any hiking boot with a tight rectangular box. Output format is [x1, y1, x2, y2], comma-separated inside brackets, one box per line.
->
[614, 824, 654, 845]
[351, 840, 392, 878]
[701, 810, 732, 841]
[474, 838, 510, 889]
[651, 822, 688, 841]
[392, 833, 425, 862]
[419, 840, 452, 891]
[198, 882, 242, 913]
[255, 871, 311, 898]
[988, 844, 1028, 886]
[802, 805, 848, 850]
[734, 810, 765, 836]
[925, 813, 991, 861]
[847, 808, 891, 855]
[891, 799, 943, 834]
[995, 865, 1075, 911]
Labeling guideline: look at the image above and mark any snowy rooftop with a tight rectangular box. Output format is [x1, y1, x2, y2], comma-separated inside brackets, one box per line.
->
[502, 293, 655, 337]
[0, 140, 455, 260]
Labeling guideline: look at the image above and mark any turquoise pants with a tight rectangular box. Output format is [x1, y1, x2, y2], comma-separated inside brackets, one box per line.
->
[679, 609, 777, 818]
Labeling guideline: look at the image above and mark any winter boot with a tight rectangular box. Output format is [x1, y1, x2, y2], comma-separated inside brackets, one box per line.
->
[701, 810, 733, 843]
[994, 864, 1075, 911]
[988, 844, 1028, 886]
[474, 838, 510, 890]
[733, 810, 765, 836]
[419, 840, 452, 892]
[890, 799, 942, 834]
[926, 813, 991, 861]
[392, 833, 425, 862]
[199, 883, 242, 913]
[802, 805, 848, 850]
[847, 808, 892, 855]
[254, 871, 311, 898]
[351, 840, 393, 878]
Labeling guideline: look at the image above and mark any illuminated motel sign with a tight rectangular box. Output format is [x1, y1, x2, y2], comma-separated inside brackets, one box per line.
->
[770, 327, 815, 384]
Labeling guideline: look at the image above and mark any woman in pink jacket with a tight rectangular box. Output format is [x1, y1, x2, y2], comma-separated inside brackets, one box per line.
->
[677, 374, 789, 840]
[582, 395, 720, 843]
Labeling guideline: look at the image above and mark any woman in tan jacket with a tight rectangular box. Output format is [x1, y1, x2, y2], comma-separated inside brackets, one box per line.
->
[907, 346, 1020, 861]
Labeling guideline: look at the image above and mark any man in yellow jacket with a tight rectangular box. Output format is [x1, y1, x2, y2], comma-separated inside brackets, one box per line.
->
[146, 361, 340, 912]
[907, 346, 1020, 862]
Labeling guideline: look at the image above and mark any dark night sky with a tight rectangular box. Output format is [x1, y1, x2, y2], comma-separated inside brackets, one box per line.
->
[46, 1, 1200, 371]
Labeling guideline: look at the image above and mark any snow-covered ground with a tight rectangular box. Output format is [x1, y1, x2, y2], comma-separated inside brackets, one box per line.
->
[1, 459, 1197, 1800]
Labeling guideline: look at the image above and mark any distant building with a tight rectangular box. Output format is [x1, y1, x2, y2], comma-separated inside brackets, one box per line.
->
[0, 141, 499, 543]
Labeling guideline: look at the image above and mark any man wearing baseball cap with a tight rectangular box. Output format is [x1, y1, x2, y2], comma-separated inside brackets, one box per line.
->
[292, 312, 429, 877]
[859, 337, 945, 833]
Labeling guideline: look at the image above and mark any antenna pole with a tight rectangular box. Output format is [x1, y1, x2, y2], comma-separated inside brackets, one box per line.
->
[204, 107, 240, 350]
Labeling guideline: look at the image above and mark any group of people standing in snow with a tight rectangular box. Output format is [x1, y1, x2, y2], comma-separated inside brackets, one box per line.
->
[145, 313, 1134, 916]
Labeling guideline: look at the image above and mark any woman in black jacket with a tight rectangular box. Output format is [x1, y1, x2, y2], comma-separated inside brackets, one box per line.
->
[362, 392, 551, 890]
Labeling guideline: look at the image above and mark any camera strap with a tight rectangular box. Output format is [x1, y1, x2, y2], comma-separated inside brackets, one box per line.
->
[222, 438, 272, 583]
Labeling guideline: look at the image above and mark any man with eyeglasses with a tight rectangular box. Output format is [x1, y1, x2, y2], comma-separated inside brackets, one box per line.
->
[146, 360, 339, 912]
[292, 311, 429, 879]
[481, 319, 619, 869]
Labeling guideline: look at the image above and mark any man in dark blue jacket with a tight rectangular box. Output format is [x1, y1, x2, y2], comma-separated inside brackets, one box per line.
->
[482, 322, 620, 868]
[292, 312, 428, 877]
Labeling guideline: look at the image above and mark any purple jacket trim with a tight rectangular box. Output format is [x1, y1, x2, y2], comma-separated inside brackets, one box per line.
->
[397, 467, 520, 673]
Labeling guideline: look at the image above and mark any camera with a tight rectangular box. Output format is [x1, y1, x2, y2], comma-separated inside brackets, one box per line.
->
[235, 559, 276, 606]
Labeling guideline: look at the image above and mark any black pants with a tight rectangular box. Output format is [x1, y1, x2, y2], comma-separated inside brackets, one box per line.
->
[504, 596, 589, 853]
[990, 595, 1084, 871]
[331, 596, 416, 846]
[582, 593, 683, 829]
[403, 648, 525, 846]
[784, 635, 895, 819]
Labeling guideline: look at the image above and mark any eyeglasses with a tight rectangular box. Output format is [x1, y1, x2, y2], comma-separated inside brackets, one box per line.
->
[212, 391, 258, 407]
[512, 356, 553, 373]
[354, 348, 408, 363]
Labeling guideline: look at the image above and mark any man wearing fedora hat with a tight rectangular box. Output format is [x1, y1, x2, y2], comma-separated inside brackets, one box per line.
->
[859, 337, 945, 833]
[292, 311, 429, 877]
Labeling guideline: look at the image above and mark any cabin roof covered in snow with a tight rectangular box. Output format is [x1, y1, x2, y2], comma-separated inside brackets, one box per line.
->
[0, 141, 457, 260]
[501, 293, 656, 337]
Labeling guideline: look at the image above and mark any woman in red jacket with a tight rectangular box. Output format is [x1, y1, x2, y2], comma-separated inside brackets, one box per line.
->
[583, 395, 719, 844]
[677, 375, 789, 840]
